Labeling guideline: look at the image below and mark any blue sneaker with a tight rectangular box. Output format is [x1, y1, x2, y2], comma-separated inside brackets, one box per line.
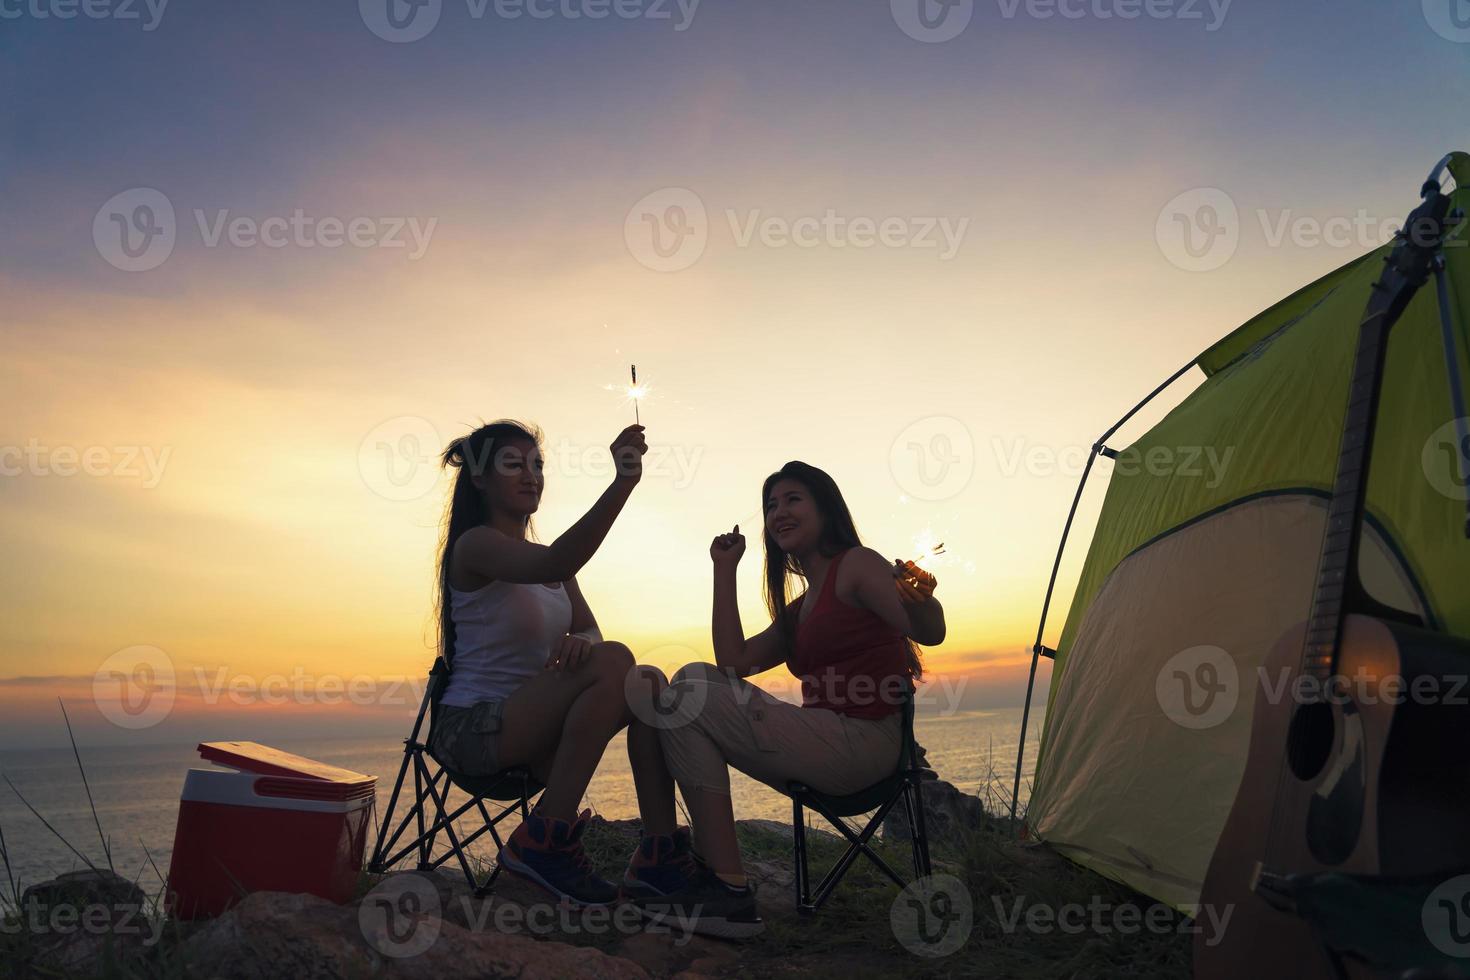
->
[498, 808, 619, 907]
[620, 826, 697, 899]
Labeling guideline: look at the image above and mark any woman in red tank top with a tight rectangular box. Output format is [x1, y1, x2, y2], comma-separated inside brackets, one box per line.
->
[643, 461, 946, 937]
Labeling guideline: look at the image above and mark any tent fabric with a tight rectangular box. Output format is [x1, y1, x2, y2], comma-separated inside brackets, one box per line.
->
[1031, 494, 1424, 909]
[1028, 169, 1470, 910]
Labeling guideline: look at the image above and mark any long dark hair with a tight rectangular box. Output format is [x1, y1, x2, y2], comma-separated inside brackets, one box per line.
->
[436, 420, 543, 665]
[760, 461, 923, 678]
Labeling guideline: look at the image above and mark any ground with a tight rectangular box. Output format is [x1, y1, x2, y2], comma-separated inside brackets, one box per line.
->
[2, 808, 1193, 979]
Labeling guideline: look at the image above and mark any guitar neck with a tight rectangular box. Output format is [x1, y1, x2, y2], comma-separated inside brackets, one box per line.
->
[1301, 316, 1390, 681]
[1299, 188, 1455, 681]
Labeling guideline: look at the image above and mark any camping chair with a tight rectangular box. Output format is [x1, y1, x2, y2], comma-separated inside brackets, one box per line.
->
[367, 656, 543, 896]
[786, 681, 933, 914]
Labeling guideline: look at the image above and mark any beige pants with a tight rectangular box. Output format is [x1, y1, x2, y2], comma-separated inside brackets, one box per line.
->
[658, 661, 902, 797]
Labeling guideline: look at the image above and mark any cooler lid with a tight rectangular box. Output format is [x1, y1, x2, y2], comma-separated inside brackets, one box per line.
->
[197, 741, 375, 786]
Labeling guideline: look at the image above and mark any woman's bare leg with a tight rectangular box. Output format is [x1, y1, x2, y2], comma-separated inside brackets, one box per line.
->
[680, 786, 743, 876]
[625, 665, 676, 836]
[497, 641, 635, 822]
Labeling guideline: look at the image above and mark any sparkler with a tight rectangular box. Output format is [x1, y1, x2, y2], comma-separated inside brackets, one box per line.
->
[910, 529, 947, 570]
[603, 364, 651, 423]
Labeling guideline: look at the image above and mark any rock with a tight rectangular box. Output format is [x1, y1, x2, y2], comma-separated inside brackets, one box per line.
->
[178, 889, 649, 980]
[614, 930, 737, 977]
[882, 779, 985, 843]
[744, 857, 796, 920]
[13, 868, 156, 976]
[19, 868, 148, 912]
[738, 818, 800, 841]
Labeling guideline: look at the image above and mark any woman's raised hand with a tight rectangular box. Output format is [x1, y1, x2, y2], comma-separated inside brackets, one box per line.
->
[894, 559, 938, 604]
[710, 524, 745, 568]
[610, 424, 647, 484]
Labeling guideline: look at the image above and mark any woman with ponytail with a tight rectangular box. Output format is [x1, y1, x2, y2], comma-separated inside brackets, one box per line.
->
[430, 420, 693, 908]
[641, 461, 944, 938]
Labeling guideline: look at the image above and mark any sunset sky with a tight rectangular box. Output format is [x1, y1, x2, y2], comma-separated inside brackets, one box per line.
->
[3, 0, 1467, 747]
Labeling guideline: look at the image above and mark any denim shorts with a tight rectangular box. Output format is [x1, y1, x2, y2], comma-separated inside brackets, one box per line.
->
[430, 699, 506, 777]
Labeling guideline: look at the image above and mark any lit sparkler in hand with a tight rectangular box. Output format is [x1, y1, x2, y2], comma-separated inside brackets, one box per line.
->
[895, 530, 946, 596]
[603, 364, 651, 423]
[910, 529, 947, 570]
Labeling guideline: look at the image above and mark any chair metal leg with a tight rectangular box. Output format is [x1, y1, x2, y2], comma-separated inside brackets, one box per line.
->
[372, 750, 540, 902]
[808, 795, 908, 910]
[369, 739, 417, 872]
[908, 779, 933, 878]
[411, 754, 432, 869]
[792, 798, 811, 914]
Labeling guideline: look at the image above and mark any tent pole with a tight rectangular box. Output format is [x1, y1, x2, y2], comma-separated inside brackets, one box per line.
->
[1433, 252, 1470, 537]
[1008, 446, 1097, 824]
[1008, 356, 1200, 828]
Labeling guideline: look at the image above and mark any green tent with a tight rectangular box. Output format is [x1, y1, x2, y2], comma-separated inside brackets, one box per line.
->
[1023, 153, 1470, 911]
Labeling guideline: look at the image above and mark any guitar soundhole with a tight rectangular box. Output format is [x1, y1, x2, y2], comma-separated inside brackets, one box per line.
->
[1287, 701, 1335, 781]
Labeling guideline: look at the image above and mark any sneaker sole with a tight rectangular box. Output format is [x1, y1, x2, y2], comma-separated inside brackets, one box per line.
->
[635, 901, 765, 940]
[497, 851, 615, 909]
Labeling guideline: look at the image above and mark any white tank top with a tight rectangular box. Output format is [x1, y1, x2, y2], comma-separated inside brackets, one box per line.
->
[441, 580, 573, 706]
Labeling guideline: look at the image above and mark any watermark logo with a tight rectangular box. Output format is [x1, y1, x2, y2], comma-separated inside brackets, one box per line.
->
[624, 189, 969, 269]
[1156, 645, 1238, 729]
[1423, 418, 1470, 501]
[1156, 188, 1239, 272]
[92, 645, 175, 730]
[93, 188, 176, 273]
[1424, 0, 1470, 43]
[359, 416, 443, 502]
[624, 648, 709, 731]
[890, 416, 974, 501]
[1425, 875, 1470, 957]
[93, 191, 437, 271]
[625, 188, 708, 272]
[359, 874, 443, 959]
[360, 0, 442, 42]
[890, 0, 973, 42]
[891, 874, 973, 957]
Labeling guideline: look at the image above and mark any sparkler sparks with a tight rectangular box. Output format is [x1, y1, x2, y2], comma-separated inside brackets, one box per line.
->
[602, 364, 652, 423]
[910, 529, 948, 569]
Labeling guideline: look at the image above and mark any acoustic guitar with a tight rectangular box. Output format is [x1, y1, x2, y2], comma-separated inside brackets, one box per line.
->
[1194, 175, 1470, 977]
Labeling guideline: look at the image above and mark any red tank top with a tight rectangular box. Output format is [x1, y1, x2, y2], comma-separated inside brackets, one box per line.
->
[787, 549, 910, 719]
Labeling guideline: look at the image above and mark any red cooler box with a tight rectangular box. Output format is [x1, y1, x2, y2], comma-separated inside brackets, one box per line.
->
[166, 741, 377, 919]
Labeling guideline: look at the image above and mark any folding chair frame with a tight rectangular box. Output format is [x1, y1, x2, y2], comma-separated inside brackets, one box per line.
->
[789, 684, 933, 914]
[368, 658, 541, 897]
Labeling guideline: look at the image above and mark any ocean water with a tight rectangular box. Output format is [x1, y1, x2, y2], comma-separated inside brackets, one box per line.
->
[0, 706, 1044, 895]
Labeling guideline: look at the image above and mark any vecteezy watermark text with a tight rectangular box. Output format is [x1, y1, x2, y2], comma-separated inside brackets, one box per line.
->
[1155, 187, 1467, 273]
[0, 0, 168, 30]
[0, 440, 171, 488]
[357, 415, 705, 502]
[624, 188, 970, 272]
[993, 895, 1233, 947]
[93, 188, 437, 272]
[359, 0, 700, 43]
[890, 0, 1230, 43]
[992, 438, 1235, 486]
[0, 900, 165, 947]
[359, 874, 700, 960]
